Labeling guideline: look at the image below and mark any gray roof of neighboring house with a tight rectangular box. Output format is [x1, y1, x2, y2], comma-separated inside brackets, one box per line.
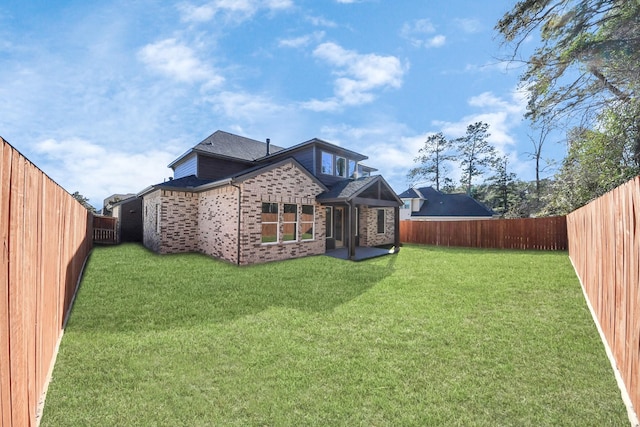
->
[399, 186, 494, 217]
[169, 130, 285, 168]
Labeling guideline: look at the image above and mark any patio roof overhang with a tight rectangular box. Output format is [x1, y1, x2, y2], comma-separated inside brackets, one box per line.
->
[317, 175, 402, 260]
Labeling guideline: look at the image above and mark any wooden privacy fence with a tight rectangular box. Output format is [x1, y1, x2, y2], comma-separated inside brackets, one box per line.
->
[0, 137, 93, 427]
[567, 176, 640, 417]
[400, 216, 568, 250]
[93, 215, 117, 244]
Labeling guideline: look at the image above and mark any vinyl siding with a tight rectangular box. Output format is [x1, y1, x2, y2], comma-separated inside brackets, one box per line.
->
[174, 155, 197, 179]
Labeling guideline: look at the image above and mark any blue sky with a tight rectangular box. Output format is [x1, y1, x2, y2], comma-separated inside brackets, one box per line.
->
[0, 0, 561, 209]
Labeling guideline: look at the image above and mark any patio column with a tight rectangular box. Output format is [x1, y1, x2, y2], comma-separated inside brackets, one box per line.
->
[348, 202, 356, 260]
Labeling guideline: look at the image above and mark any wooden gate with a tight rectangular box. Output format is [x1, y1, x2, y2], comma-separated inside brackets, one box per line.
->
[93, 216, 117, 244]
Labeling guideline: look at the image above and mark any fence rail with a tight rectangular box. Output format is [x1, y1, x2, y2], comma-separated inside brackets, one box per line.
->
[400, 216, 568, 250]
[0, 136, 92, 427]
[567, 176, 640, 418]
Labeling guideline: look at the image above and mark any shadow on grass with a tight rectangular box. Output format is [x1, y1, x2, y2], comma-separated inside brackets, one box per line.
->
[66, 243, 395, 333]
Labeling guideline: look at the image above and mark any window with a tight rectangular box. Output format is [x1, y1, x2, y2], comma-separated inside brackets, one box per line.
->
[321, 151, 333, 175]
[301, 205, 314, 240]
[283, 204, 297, 242]
[402, 200, 411, 210]
[348, 160, 357, 178]
[377, 209, 385, 234]
[325, 207, 333, 238]
[261, 202, 278, 243]
[336, 156, 347, 177]
[155, 204, 161, 233]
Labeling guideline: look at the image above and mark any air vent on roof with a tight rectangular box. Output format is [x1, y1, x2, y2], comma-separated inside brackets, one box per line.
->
[266, 138, 271, 155]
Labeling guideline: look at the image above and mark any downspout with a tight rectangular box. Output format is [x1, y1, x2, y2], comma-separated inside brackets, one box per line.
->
[231, 181, 242, 265]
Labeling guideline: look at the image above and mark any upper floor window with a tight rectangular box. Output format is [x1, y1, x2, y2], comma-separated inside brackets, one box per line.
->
[322, 151, 358, 179]
[321, 151, 333, 175]
[348, 160, 357, 178]
[336, 157, 347, 177]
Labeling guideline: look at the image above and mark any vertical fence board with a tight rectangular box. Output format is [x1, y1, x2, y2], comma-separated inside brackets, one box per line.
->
[8, 154, 28, 427]
[399, 216, 568, 251]
[567, 176, 640, 417]
[0, 139, 12, 427]
[0, 137, 92, 427]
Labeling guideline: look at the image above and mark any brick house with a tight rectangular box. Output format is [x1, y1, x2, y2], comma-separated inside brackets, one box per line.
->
[138, 130, 402, 265]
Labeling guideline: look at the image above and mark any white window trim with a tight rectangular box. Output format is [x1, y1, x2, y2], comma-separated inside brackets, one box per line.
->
[282, 203, 298, 243]
[261, 202, 279, 245]
[301, 205, 315, 241]
[321, 151, 334, 175]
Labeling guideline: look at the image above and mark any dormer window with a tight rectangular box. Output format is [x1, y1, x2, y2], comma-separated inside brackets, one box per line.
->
[348, 160, 357, 178]
[336, 156, 347, 177]
[321, 151, 333, 175]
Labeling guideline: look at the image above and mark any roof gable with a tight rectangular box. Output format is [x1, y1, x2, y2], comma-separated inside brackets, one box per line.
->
[318, 175, 402, 206]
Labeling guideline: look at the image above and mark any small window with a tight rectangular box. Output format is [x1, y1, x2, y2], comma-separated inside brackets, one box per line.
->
[402, 201, 410, 210]
[325, 207, 333, 238]
[283, 204, 297, 242]
[301, 205, 314, 240]
[321, 151, 333, 175]
[336, 157, 347, 177]
[377, 209, 385, 234]
[261, 202, 278, 243]
[348, 160, 357, 178]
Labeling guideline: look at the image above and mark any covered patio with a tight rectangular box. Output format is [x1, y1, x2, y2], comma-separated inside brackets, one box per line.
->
[318, 175, 402, 261]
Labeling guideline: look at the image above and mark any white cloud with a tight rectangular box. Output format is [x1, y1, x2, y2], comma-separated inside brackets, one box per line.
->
[305, 42, 407, 111]
[432, 89, 527, 153]
[177, 3, 217, 22]
[278, 31, 325, 48]
[138, 38, 224, 87]
[33, 138, 178, 208]
[426, 35, 446, 48]
[177, 0, 293, 23]
[306, 15, 337, 27]
[400, 19, 446, 48]
[454, 18, 482, 33]
[206, 90, 287, 121]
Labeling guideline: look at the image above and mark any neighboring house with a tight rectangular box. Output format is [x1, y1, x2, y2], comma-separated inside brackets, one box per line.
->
[111, 196, 143, 243]
[102, 193, 136, 216]
[398, 186, 495, 221]
[137, 130, 402, 265]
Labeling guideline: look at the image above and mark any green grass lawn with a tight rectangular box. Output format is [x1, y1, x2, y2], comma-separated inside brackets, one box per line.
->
[41, 244, 628, 426]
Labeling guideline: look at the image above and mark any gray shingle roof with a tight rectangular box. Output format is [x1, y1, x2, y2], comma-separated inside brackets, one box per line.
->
[194, 130, 285, 161]
[400, 186, 494, 217]
[155, 175, 215, 189]
[317, 176, 379, 200]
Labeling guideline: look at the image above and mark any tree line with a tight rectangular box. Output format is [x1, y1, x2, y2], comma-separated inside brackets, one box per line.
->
[409, 0, 640, 218]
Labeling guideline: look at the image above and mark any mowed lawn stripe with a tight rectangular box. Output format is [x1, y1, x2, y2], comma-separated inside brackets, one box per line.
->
[41, 244, 628, 426]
